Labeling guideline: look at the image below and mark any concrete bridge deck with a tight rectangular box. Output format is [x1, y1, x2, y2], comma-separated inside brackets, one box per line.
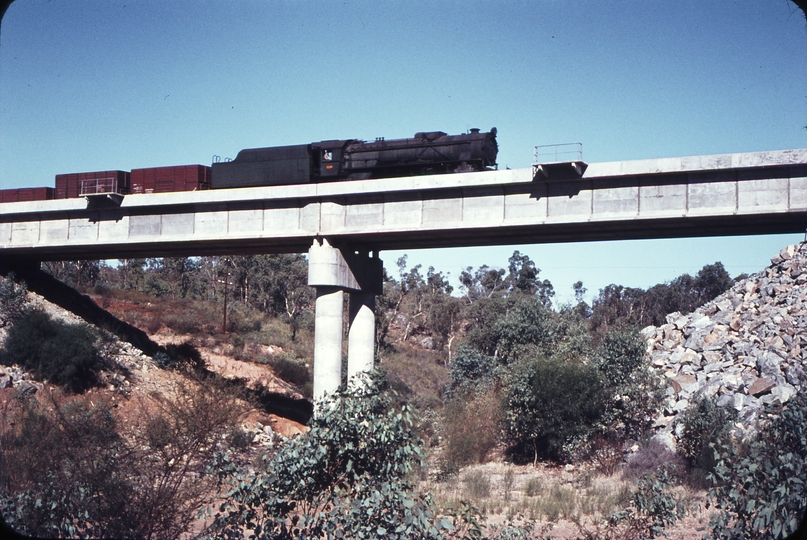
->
[2, 148, 807, 263]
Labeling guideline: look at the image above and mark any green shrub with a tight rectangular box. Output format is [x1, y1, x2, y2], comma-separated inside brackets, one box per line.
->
[208, 375, 454, 539]
[708, 390, 807, 539]
[595, 328, 647, 387]
[462, 470, 491, 499]
[226, 426, 253, 450]
[446, 345, 500, 397]
[580, 468, 683, 540]
[673, 396, 735, 486]
[504, 354, 608, 463]
[595, 328, 665, 440]
[92, 283, 113, 297]
[467, 296, 556, 365]
[502, 466, 515, 502]
[226, 305, 263, 333]
[141, 275, 171, 297]
[0, 274, 28, 327]
[155, 341, 206, 371]
[624, 468, 683, 538]
[538, 484, 577, 521]
[524, 477, 544, 497]
[0, 309, 101, 393]
[162, 311, 202, 334]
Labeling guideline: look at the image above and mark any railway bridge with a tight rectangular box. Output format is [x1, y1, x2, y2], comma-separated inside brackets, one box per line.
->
[2, 148, 807, 399]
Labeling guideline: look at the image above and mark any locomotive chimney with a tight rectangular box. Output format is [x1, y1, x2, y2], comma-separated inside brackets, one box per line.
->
[470, 128, 480, 134]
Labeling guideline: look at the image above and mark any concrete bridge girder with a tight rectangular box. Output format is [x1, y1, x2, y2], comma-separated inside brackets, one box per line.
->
[3, 148, 807, 401]
[308, 239, 383, 400]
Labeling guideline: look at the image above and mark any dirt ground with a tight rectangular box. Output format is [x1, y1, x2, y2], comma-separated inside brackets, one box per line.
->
[150, 330, 309, 438]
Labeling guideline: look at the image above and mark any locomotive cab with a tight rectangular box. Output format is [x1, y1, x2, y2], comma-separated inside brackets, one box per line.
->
[311, 140, 354, 180]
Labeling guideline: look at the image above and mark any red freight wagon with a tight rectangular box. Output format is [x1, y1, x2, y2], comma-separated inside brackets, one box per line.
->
[130, 165, 211, 194]
[0, 187, 54, 203]
[0, 189, 17, 203]
[55, 171, 130, 199]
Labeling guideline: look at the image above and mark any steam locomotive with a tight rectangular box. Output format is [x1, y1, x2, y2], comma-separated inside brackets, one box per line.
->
[0, 128, 498, 202]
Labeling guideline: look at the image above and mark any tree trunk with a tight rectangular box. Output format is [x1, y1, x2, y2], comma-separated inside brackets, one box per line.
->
[532, 439, 538, 468]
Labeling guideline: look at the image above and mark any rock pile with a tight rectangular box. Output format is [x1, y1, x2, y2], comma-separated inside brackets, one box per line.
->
[643, 243, 807, 448]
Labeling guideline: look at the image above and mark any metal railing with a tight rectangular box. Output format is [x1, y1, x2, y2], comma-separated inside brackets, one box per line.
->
[80, 177, 119, 196]
[533, 142, 583, 164]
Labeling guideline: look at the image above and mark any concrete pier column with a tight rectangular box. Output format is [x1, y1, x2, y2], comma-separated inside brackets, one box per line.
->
[348, 292, 376, 383]
[309, 239, 383, 401]
[313, 286, 344, 400]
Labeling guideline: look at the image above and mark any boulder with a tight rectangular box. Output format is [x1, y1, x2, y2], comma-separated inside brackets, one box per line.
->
[644, 242, 807, 443]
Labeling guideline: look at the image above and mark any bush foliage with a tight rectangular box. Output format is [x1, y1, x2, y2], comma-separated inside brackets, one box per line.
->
[155, 341, 206, 371]
[673, 395, 735, 486]
[505, 354, 608, 463]
[263, 353, 312, 394]
[0, 376, 248, 539]
[708, 390, 807, 539]
[451, 291, 662, 465]
[595, 328, 665, 441]
[208, 376, 453, 539]
[0, 309, 101, 393]
[441, 389, 502, 468]
[0, 274, 28, 328]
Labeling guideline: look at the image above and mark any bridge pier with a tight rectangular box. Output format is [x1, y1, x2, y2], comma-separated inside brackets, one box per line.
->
[348, 292, 376, 380]
[308, 239, 383, 400]
[312, 287, 344, 399]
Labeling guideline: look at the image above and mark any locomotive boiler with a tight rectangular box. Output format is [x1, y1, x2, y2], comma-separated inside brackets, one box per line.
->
[211, 128, 498, 189]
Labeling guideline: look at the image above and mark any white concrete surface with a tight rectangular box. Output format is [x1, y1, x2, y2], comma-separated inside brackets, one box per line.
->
[2, 148, 806, 259]
[313, 287, 344, 401]
[347, 292, 376, 382]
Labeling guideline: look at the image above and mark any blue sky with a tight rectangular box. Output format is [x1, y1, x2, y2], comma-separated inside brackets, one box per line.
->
[1, 0, 806, 303]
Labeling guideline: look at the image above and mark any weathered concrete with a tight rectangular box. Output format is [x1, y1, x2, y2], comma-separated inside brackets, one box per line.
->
[3, 148, 807, 262]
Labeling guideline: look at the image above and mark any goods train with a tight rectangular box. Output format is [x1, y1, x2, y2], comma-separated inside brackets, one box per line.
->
[0, 128, 498, 202]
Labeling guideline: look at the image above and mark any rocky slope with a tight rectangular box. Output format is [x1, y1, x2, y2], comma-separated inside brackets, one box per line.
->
[644, 242, 807, 447]
[0, 274, 310, 439]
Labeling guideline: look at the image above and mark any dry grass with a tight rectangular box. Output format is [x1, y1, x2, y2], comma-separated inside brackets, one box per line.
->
[422, 460, 711, 538]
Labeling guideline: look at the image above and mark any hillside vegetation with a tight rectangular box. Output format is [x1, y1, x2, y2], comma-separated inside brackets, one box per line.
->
[0, 249, 804, 539]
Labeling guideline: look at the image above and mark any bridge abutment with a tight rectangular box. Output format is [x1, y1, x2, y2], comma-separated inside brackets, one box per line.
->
[308, 239, 382, 400]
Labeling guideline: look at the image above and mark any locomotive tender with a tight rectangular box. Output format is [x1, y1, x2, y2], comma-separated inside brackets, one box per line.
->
[0, 128, 498, 201]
